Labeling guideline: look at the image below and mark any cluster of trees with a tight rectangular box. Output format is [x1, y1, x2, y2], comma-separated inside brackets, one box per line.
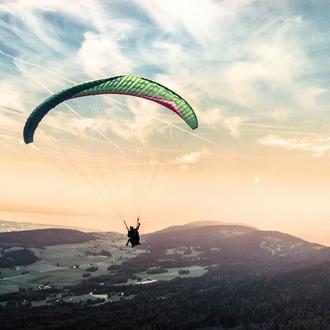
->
[0, 249, 38, 268]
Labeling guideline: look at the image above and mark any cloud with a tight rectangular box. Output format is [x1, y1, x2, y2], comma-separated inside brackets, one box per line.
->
[172, 149, 209, 171]
[0, 78, 40, 141]
[175, 151, 205, 164]
[197, 108, 223, 126]
[223, 117, 245, 137]
[134, 0, 250, 45]
[1, 0, 330, 156]
[271, 108, 291, 121]
[258, 135, 330, 157]
[197, 108, 245, 137]
[78, 32, 135, 78]
[36, 95, 168, 152]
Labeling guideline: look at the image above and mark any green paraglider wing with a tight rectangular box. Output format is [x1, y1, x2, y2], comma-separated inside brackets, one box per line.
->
[23, 75, 198, 144]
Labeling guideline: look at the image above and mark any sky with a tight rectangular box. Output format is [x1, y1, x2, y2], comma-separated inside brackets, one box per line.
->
[1, 0, 330, 245]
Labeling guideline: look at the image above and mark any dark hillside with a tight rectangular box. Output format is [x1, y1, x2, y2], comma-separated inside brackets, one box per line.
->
[143, 225, 330, 271]
[151, 221, 255, 234]
[0, 228, 96, 248]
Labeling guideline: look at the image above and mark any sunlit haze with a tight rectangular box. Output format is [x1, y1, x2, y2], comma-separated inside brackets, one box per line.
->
[1, 1, 330, 245]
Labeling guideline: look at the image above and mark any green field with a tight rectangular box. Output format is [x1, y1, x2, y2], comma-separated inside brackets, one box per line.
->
[165, 247, 201, 258]
[0, 234, 208, 299]
[0, 234, 144, 294]
[118, 265, 208, 286]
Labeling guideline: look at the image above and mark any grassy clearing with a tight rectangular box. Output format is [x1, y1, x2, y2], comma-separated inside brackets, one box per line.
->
[118, 265, 208, 286]
[0, 234, 144, 294]
[165, 247, 201, 258]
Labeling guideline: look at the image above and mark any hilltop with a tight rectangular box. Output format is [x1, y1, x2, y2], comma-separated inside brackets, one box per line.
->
[0, 228, 96, 248]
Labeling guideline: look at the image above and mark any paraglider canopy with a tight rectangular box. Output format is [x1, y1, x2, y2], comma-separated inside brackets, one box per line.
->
[23, 75, 198, 144]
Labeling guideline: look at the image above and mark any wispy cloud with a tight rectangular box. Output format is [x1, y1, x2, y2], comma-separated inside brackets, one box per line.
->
[171, 149, 209, 171]
[78, 31, 136, 78]
[1, 0, 330, 156]
[223, 117, 246, 138]
[175, 150, 208, 165]
[258, 135, 330, 157]
[197, 108, 246, 137]
[271, 108, 291, 121]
